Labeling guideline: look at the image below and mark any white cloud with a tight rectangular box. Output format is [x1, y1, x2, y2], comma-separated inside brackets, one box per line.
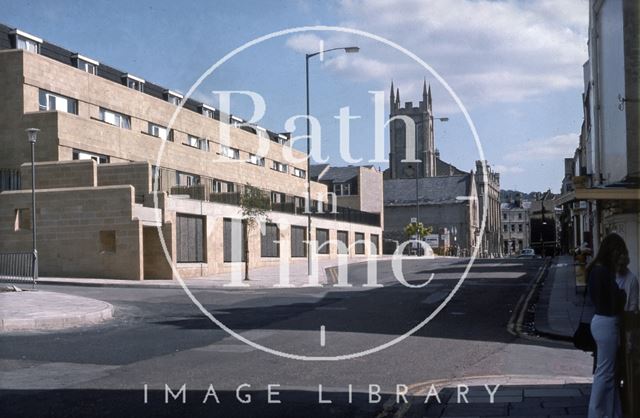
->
[503, 133, 579, 162]
[494, 164, 525, 174]
[288, 0, 589, 107]
[285, 34, 326, 54]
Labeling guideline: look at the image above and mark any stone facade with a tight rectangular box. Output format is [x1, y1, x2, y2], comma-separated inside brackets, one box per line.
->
[500, 198, 531, 255]
[475, 160, 502, 257]
[0, 32, 382, 280]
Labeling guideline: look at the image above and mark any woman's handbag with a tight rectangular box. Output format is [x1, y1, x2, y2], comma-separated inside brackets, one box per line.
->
[573, 288, 596, 352]
[573, 321, 596, 351]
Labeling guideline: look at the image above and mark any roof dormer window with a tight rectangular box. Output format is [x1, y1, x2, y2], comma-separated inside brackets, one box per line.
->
[164, 90, 183, 106]
[122, 73, 145, 92]
[199, 104, 215, 119]
[10, 29, 42, 54]
[72, 54, 99, 75]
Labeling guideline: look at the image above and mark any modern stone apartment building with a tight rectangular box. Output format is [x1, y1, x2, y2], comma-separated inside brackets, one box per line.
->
[0, 25, 382, 280]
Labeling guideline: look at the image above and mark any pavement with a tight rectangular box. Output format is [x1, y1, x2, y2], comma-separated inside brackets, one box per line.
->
[0, 290, 113, 332]
[36, 256, 394, 289]
[534, 255, 593, 340]
[391, 375, 591, 417]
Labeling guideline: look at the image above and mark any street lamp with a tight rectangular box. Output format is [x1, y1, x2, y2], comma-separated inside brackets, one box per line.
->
[305, 45, 359, 276]
[26, 128, 39, 288]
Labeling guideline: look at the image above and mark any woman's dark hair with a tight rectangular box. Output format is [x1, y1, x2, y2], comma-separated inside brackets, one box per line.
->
[586, 233, 628, 277]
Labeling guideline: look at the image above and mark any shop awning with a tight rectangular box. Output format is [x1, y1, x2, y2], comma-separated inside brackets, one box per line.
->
[556, 187, 640, 206]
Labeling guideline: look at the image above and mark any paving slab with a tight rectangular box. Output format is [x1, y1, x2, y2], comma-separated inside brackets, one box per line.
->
[0, 290, 113, 332]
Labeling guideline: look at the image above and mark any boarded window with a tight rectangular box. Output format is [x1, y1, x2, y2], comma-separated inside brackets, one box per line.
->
[99, 230, 116, 253]
[316, 228, 329, 254]
[176, 214, 205, 263]
[14, 208, 31, 231]
[261, 223, 280, 258]
[291, 225, 307, 258]
[370, 234, 380, 255]
[223, 218, 245, 262]
[354, 232, 365, 254]
[337, 230, 349, 255]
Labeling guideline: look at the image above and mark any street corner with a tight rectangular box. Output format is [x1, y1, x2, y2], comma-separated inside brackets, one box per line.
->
[0, 289, 114, 332]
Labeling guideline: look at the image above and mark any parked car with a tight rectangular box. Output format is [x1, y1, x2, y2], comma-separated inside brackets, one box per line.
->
[517, 248, 536, 258]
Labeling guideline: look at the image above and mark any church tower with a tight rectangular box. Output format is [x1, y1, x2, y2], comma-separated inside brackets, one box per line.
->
[388, 80, 436, 179]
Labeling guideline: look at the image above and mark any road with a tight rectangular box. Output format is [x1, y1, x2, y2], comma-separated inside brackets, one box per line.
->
[0, 257, 592, 417]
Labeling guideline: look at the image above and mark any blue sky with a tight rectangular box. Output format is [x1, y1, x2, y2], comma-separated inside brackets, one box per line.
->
[2, 0, 588, 192]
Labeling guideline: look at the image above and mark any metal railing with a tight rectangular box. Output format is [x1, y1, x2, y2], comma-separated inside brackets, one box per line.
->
[167, 184, 381, 227]
[0, 252, 37, 288]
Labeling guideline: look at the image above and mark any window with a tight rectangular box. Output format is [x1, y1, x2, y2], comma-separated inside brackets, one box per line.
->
[39, 90, 78, 114]
[518, 213, 522, 220]
[148, 123, 172, 141]
[333, 183, 351, 196]
[220, 145, 240, 159]
[272, 161, 288, 173]
[11, 30, 41, 53]
[231, 116, 243, 128]
[14, 208, 31, 231]
[261, 223, 280, 258]
[99, 230, 116, 253]
[73, 149, 109, 164]
[213, 180, 235, 193]
[354, 232, 365, 255]
[518, 224, 523, 232]
[511, 224, 515, 232]
[337, 231, 349, 254]
[164, 90, 183, 106]
[72, 54, 98, 75]
[271, 192, 284, 204]
[502, 213, 507, 220]
[316, 228, 330, 254]
[176, 214, 205, 263]
[99, 108, 131, 129]
[187, 136, 208, 151]
[122, 74, 144, 92]
[223, 218, 245, 262]
[256, 127, 269, 140]
[176, 171, 200, 186]
[200, 105, 215, 119]
[292, 168, 306, 178]
[503, 224, 508, 233]
[248, 154, 265, 167]
[294, 196, 305, 210]
[370, 234, 380, 255]
[291, 226, 307, 258]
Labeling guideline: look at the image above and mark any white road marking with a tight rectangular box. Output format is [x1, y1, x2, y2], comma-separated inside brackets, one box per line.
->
[320, 325, 326, 347]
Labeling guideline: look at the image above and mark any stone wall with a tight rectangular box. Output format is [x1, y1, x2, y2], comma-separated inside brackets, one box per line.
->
[0, 185, 142, 280]
[0, 50, 328, 201]
[20, 160, 96, 190]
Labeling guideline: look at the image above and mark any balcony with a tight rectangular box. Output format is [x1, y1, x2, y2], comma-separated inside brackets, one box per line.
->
[167, 184, 380, 227]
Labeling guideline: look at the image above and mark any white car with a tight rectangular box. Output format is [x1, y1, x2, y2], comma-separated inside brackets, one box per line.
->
[518, 248, 536, 258]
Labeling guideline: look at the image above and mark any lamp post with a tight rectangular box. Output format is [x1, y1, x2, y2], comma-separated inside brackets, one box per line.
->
[26, 128, 39, 288]
[305, 45, 359, 276]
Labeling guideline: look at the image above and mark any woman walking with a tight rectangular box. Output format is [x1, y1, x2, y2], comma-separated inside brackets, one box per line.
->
[587, 233, 628, 418]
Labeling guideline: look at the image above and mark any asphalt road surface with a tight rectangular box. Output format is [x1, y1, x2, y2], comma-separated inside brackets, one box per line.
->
[0, 257, 592, 417]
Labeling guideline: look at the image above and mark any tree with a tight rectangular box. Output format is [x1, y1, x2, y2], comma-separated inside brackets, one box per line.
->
[404, 222, 433, 240]
[404, 222, 433, 255]
[239, 184, 271, 280]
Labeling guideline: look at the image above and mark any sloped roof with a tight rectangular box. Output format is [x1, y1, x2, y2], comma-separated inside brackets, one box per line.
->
[309, 164, 330, 180]
[384, 175, 472, 206]
[311, 165, 362, 183]
[435, 158, 466, 176]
